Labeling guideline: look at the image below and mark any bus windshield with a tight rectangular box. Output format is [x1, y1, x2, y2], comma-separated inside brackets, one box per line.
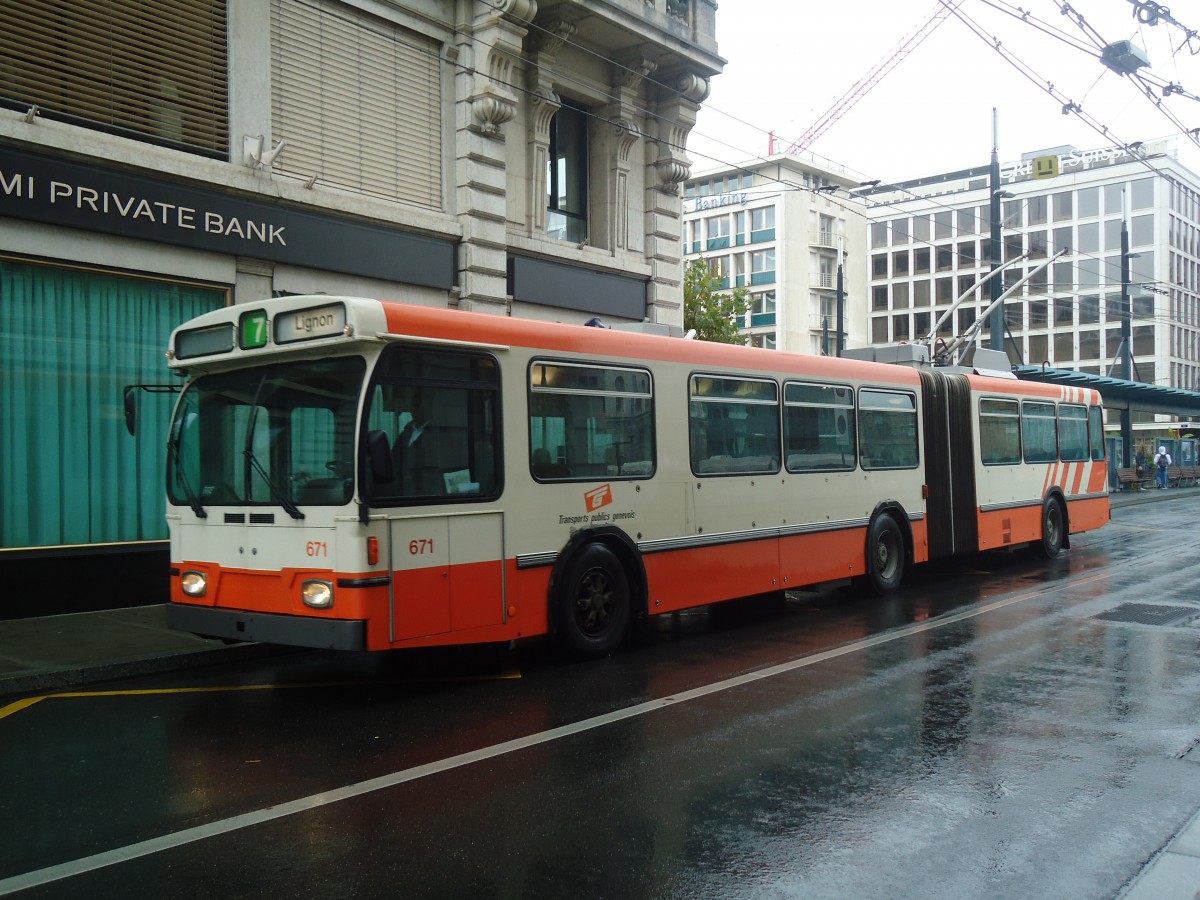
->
[167, 357, 366, 509]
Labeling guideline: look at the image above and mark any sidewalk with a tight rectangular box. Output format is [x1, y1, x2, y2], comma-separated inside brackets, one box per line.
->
[0, 485, 1179, 701]
[0, 604, 283, 698]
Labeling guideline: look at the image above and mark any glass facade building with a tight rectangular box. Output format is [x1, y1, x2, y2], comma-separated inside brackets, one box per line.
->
[863, 143, 1200, 403]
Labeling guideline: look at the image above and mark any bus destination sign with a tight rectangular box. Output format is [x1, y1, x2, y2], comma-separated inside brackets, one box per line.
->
[274, 304, 347, 344]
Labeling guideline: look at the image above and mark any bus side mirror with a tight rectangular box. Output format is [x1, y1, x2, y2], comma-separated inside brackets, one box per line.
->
[123, 386, 137, 436]
[366, 430, 394, 483]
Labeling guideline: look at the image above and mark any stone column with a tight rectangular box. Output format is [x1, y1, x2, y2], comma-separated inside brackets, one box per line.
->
[454, 0, 535, 313]
[606, 52, 655, 254]
[644, 72, 709, 327]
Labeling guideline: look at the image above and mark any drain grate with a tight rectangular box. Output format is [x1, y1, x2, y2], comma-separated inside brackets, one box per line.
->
[1093, 603, 1198, 626]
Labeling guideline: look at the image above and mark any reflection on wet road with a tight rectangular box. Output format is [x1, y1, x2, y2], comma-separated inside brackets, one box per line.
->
[4, 500, 1200, 898]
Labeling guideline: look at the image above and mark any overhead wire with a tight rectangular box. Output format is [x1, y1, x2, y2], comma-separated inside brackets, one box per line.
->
[290, 0, 1199, 354]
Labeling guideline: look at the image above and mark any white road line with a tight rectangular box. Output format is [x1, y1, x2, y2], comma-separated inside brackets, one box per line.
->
[0, 572, 1108, 896]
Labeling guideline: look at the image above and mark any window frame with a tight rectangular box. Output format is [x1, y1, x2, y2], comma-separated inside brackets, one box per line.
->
[547, 100, 589, 243]
[1021, 400, 1058, 463]
[528, 359, 656, 483]
[362, 346, 504, 505]
[858, 388, 919, 470]
[979, 397, 1021, 465]
[689, 373, 780, 477]
[783, 381, 856, 473]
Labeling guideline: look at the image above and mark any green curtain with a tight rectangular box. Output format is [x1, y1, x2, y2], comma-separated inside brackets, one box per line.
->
[0, 259, 226, 549]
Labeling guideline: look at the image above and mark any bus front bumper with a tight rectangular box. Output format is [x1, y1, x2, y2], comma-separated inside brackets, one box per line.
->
[167, 603, 367, 651]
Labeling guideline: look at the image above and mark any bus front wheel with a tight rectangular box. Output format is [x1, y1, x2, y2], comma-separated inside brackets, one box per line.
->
[865, 514, 905, 595]
[558, 543, 631, 658]
[1034, 498, 1065, 559]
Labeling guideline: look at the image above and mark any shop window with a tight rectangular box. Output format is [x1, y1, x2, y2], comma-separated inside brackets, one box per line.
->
[0, 259, 226, 549]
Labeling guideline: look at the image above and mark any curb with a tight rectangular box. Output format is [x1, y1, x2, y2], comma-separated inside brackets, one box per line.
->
[0, 642, 289, 699]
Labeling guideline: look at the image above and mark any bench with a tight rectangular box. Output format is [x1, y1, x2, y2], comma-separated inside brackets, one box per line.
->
[1116, 467, 1149, 491]
[1172, 465, 1199, 487]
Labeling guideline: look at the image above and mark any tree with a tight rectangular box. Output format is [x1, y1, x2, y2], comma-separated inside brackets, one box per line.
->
[683, 259, 750, 344]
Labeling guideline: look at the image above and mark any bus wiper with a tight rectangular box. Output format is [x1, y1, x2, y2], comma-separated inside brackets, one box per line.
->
[167, 435, 207, 519]
[242, 449, 305, 520]
[240, 373, 303, 521]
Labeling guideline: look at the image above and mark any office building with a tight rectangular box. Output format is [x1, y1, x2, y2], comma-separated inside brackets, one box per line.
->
[682, 153, 869, 354]
[862, 142, 1200, 405]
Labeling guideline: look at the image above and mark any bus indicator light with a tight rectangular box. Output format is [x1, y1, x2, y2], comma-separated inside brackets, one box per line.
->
[585, 484, 613, 511]
[367, 536, 379, 566]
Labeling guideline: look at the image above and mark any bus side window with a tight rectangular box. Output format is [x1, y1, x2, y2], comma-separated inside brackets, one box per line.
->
[1058, 404, 1089, 462]
[859, 389, 918, 470]
[364, 347, 501, 503]
[979, 398, 1020, 465]
[783, 381, 855, 472]
[1021, 401, 1058, 463]
[529, 361, 654, 481]
[690, 375, 779, 475]
[1088, 405, 1105, 460]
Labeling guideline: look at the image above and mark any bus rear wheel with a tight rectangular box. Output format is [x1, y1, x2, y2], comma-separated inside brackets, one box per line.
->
[559, 544, 631, 658]
[1034, 498, 1065, 559]
[865, 514, 905, 595]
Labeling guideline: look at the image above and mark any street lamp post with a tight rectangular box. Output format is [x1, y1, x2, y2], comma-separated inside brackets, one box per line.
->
[1120, 198, 1134, 467]
[989, 109, 1004, 352]
[836, 236, 845, 356]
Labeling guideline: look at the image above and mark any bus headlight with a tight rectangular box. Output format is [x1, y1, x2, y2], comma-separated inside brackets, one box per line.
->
[181, 571, 207, 597]
[302, 579, 334, 609]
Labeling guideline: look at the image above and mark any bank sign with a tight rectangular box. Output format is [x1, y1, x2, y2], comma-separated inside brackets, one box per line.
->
[0, 146, 455, 290]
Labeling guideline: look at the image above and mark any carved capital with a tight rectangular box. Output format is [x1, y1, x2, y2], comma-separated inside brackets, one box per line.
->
[615, 53, 658, 92]
[483, 0, 536, 24]
[654, 156, 690, 193]
[613, 117, 641, 164]
[532, 16, 577, 58]
[676, 73, 711, 104]
[471, 83, 517, 136]
[530, 87, 561, 138]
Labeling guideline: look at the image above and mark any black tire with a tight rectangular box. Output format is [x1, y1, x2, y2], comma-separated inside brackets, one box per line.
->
[558, 544, 631, 658]
[865, 514, 905, 595]
[1034, 498, 1065, 559]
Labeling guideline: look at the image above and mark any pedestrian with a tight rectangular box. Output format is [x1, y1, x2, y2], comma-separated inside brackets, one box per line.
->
[1155, 445, 1172, 489]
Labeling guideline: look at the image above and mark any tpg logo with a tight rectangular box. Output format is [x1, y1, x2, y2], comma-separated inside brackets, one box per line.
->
[584, 484, 612, 511]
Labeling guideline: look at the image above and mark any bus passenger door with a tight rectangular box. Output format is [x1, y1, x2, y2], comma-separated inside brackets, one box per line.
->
[389, 515, 450, 641]
[388, 512, 505, 642]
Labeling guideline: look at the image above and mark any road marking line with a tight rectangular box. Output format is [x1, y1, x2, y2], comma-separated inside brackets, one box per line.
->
[0, 572, 1111, 896]
[0, 696, 46, 721]
[0, 668, 522, 723]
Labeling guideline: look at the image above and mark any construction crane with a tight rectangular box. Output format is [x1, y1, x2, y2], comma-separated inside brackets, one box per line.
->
[770, 0, 962, 157]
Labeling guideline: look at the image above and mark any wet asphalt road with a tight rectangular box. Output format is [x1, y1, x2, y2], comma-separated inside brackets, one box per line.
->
[3, 498, 1200, 898]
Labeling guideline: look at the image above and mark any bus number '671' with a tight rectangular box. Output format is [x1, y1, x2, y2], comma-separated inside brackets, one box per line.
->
[410, 539, 434, 555]
[305, 541, 328, 557]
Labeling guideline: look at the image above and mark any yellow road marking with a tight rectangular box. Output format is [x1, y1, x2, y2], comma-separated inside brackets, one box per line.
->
[0, 667, 521, 722]
[0, 696, 47, 721]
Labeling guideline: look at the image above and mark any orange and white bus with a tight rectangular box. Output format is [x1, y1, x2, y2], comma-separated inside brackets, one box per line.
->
[160, 295, 1109, 657]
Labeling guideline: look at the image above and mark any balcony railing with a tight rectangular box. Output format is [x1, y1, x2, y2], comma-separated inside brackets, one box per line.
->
[811, 229, 837, 249]
[811, 272, 837, 290]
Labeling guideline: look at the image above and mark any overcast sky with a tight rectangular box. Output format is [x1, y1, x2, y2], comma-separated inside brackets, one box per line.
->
[686, 0, 1200, 184]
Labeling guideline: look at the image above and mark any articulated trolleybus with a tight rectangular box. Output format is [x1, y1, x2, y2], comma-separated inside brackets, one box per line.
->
[163, 295, 1109, 657]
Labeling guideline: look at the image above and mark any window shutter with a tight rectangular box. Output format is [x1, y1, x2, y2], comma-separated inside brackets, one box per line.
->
[0, 0, 228, 157]
[271, 0, 442, 210]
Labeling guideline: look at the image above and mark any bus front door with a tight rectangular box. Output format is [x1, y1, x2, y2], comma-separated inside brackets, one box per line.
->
[388, 512, 505, 642]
